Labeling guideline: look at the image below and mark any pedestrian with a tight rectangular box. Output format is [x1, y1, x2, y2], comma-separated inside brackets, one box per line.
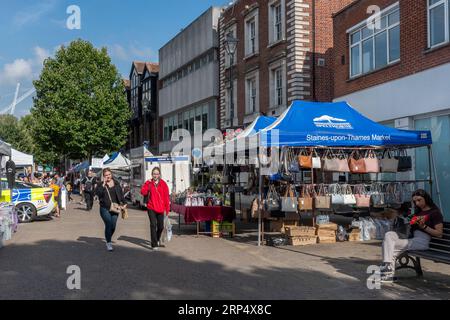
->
[49, 178, 61, 218]
[66, 180, 73, 202]
[81, 170, 97, 211]
[95, 168, 127, 251]
[380, 189, 444, 283]
[140, 167, 171, 250]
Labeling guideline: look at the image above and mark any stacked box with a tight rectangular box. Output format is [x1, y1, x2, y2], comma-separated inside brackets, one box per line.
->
[288, 236, 318, 246]
[348, 228, 361, 241]
[316, 223, 337, 243]
[270, 220, 298, 233]
[284, 226, 316, 237]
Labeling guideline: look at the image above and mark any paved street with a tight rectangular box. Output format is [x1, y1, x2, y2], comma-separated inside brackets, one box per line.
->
[1, 196, 450, 300]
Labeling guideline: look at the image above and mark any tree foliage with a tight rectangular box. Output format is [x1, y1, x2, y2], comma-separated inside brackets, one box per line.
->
[31, 39, 131, 161]
[0, 114, 31, 153]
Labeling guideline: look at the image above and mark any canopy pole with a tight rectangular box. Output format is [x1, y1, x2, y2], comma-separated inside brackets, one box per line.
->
[429, 145, 443, 211]
[258, 164, 262, 247]
[427, 146, 433, 195]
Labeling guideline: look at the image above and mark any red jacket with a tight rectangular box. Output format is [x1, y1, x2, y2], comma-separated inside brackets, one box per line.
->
[141, 179, 170, 215]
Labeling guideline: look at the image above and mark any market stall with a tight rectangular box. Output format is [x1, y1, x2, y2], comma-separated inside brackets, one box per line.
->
[251, 101, 435, 246]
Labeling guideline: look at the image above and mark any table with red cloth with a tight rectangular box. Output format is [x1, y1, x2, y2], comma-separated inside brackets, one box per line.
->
[171, 204, 236, 235]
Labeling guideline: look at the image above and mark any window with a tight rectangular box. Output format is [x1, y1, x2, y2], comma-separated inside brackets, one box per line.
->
[349, 4, 400, 77]
[245, 11, 259, 56]
[275, 68, 283, 106]
[247, 78, 257, 113]
[428, 0, 450, 47]
[202, 105, 208, 132]
[163, 118, 169, 141]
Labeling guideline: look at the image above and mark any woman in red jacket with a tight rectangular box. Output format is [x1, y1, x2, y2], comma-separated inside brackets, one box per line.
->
[141, 167, 171, 250]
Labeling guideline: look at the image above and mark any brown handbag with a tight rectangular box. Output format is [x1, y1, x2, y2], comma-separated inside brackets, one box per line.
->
[298, 185, 313, 211]
[314, 184, 331, 209]
[298, 149, 312, 168]
[348, 151, 367, 173]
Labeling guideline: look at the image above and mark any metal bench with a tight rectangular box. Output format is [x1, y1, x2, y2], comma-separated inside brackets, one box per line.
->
[396, 221, 450, 276]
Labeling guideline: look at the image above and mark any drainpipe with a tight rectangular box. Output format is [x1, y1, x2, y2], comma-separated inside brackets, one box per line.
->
[312, 0, 317, 101]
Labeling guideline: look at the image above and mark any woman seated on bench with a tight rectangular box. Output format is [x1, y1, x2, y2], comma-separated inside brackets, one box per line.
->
[380, 189, 444, 283]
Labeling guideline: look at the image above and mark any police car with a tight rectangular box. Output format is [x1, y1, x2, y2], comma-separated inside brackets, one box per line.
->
[0, 178, 56, 223]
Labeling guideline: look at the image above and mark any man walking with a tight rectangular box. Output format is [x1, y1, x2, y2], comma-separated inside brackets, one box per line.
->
[81, 170, 97, 211]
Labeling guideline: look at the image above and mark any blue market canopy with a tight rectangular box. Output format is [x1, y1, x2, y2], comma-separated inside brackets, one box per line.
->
[72, 161, 89, 172]
[259, 101, 432, 147]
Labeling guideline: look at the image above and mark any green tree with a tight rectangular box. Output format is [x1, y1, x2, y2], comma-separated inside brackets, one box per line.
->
[0, 114, 30, 152]
[32, 39, 131, 161]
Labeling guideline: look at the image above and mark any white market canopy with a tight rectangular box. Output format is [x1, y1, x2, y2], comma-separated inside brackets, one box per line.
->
[0, 147, 33, 167]
[102, 152, 131, 169]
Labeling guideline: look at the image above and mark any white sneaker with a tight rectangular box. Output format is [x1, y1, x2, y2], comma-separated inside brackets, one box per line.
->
[106, 242, 114, 251]
[151, 246, 159, 251]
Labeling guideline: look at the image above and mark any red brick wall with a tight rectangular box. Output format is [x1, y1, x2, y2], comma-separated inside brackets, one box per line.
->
[333, 0, 450, 98]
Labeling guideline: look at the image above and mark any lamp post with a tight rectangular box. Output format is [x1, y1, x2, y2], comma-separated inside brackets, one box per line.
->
[224, 33, 238, 128]
[142, 97, 150, 148]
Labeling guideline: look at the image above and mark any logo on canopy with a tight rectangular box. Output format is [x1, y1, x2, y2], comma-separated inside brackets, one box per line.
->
[313, 115, 353, 129]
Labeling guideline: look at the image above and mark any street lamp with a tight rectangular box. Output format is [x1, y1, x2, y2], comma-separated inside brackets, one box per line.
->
[224, 34, 238, 127]
[142, 97, 150, 147]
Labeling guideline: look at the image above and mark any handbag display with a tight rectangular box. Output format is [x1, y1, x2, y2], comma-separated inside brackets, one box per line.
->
[298, 185, 313, 211]
[354, 184, 371, 208]
[396, 149, 412, 172]
[342, 184, 356, 205]
[105, 185, 122, 214]
[401, 183, 415, 203]
[264, 185, 281, 211]
[287, 149, 300, 173]
[329, 184, 344, 205]
[380, 150, 398, 173]
[336, 150, 350, 172]
[364, 150, 380, 173]
[298, 149, 312, 169]
[312, 149, 322, 169]
[322, 150, 340, 172]
[281, 185, 298, 213]
[370, 183, 386, 208]
[348, 151, 367, 174]
[385, 183, 402, 206]
[314, 184, 331, 209]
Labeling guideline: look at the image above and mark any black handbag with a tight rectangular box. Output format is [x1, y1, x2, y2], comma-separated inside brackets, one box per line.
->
[393, 216, 412, 239]
[396, 149, 412, 172]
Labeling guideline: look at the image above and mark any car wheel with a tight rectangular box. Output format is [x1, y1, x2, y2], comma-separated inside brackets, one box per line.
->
[16, 203, 37, 223]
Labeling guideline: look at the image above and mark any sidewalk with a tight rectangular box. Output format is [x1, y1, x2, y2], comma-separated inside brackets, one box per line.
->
[1, 197, 449, 299]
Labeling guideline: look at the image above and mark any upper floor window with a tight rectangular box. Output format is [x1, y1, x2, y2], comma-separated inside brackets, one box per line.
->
[428, 0, 450, 47]
[246, 77, 257, 114]
[245, 10, 259, 56]
[349, 4, 400, 78]
[269, 1, 285, 44]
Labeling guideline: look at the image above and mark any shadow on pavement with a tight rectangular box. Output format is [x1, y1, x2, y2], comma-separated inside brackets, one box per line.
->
[1, 238, 450, 300]
[118, 235, 153, 250]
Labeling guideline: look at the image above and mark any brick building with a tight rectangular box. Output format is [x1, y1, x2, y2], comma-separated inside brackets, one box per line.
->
[333, 0, 450, 218]
[218, 0, 354, 129]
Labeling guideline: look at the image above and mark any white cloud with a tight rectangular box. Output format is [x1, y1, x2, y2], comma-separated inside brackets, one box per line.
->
[34, 46, 50, 66]
[13, 0, 57, 27]
[109, 43, 155, 61]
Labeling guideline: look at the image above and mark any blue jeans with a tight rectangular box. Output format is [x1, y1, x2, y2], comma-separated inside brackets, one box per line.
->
[100, 207, 118, 243]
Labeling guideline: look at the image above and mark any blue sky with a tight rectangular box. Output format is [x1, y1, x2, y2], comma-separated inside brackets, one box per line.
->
[0, 0, 227, 117]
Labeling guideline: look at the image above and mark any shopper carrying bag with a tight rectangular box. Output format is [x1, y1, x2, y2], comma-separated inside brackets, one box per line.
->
[141, 167, 171, 250]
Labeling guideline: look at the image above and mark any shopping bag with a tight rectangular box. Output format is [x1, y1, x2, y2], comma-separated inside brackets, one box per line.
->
[330, 184, 344, 205]
[160, 214, 172, 243]
[364, 150, 380, 173]
[348, 151, 367, 174]
[312, 149, 322, 169]
[370, 183, 386, 207]
[281, 185, 298, 212]
[298, 149, 312, 169]
[336, 150, 350, 172]
[314, 184, 331, 209]
[354, 184, 371, 208]
[264, 185, 281, 211]
[396, 149, 412, 172]
[298, 185, 313, 211]
[342, 184, 356, 205]
[322, 150, 340, 172]
[380, 150, 398, 172]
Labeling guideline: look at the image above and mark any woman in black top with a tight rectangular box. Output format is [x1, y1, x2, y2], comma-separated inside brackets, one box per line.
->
[95, 168, 126, 252]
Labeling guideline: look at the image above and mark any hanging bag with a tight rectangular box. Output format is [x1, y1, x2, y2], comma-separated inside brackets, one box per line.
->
[343, 184, 357, 205]
[330, 184, 345, 205]
[337, 150, 350, 172]
[380, 150, 398, 172]
[354, 184, 371, 208]
[298, 149, 312, 169]
[288, 149, 300, 173]
[264, 185, 281, 211]
[314, 184, 331, 209]
[364, 150, 380, 173]
[348, 150, 367, 174]
[323, 150, 340, 172]
[370, 183, 386, 208]
[298, 185, 313, 211]
[312, 149, 322, 169]
[281, 185, 298, 213]
[396, 149, 412, 172]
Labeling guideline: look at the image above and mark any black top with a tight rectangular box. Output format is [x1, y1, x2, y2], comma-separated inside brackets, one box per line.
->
[95, 179, 126, 210]
[411, 207, 444, 232]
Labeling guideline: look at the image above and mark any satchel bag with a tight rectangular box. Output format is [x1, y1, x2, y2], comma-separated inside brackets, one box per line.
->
[288, 149, 300, 173]
[364, 150, 380, 173]
[312, 149, 322, 169]
[354, 184, 371, 208]
[385, 183, 402, 206]
[322, 150, 340, 172]
[330, 184, 344, 205]
[396, 149, 412, 172]
[314, 184, 331, 209]
[298, 149, 312, 169]
[298, 185, 313, 211]
[264, 185, 281, 211]
[348, 151, 367, 174]
[342, 184, 356, 205]
[370, 183, 386, 208]
[380, 150, 398, 173]
[105, 185, 122, 214]
[337, 150, 350, 172]
[281, 185, 298, 213]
